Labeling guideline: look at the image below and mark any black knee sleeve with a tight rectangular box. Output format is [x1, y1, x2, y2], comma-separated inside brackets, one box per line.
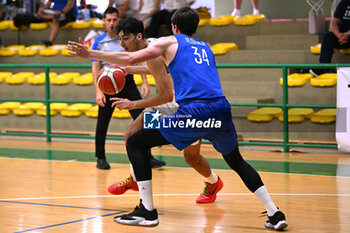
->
[222, 144, 264, 193]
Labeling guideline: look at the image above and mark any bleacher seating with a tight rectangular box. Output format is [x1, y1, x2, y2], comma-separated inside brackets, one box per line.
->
[0, 17, 345, 141]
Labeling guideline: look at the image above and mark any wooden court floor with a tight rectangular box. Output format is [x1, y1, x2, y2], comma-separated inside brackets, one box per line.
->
[0, 139, 350, 233]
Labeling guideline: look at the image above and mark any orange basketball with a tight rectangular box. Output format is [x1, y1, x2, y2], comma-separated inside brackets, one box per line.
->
[97, 65, 126, 95]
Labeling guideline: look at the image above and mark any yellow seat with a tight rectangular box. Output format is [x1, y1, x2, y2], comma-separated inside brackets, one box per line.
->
[0, 72, 12, 83]
[133, 74, 143, 85]
[30, 22, 49, 30]
[85, 105, 99, 118]
[280, 73, 313, 87]
[13, 105, 34, 116]
[18, 47, 39, 56]
[6, 72, 35, 84]
[39, 48, 60, 56]
[27, 74, 45, 85]
[310, 43, 321, 54]
[36, 105, 58, 116]
[50, 74, 72, 85]
[0, 48, 17, 56]
[92, 19, 103, 28]
[0, 106, 11, 115]
[217, 15, 238, 23]
[247, 107, 282, 122]
[0, 45, 25, 56]
[22, 102, 45, 110]
[71, 20, 92, 29]
[60, 105, 83, 117]
[211, 42, 238, 52]
[198, 18, 209, 27]
[29, 45, 46, 50]
[28, 72, 57, 85]
[210, 45, 228, 55]
[18, 44, 45, 56]
[60, 72, 81, 79]
[340, 48, 350, 54]
[147, 75, 156, 85]
[310, 73, 337, 87]
[209, 17, 232, 26]
[278, 108, 314, 123]
[234, 15, 257, 26]
[0, 20, 12, 30]
[50, 103, 69, 111]
[310, 109, 336, 123]
[0, 101, 21, 110]
[73, 73, 93, 85]
[69, 103, 93, 112]
[248, 14, 267, 22]
[112, 109, 131, 118]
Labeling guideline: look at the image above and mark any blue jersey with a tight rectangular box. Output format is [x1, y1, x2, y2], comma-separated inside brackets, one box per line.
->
[167, 34, 224, 104]
[52, 0, 78, 17]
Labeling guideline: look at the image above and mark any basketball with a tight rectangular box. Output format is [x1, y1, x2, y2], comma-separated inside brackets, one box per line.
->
[97, 65, 126, 95]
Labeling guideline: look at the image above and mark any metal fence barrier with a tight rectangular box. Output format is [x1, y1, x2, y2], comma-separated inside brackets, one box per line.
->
[1, 63, 349, 152]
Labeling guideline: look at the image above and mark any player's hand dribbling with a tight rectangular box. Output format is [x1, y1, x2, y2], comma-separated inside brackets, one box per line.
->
[67, 37, 91, 58]
[111, 97, 135, 110]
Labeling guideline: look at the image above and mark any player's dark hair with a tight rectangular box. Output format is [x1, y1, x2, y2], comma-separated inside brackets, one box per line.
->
[171, 7, 199, 36]
[116, 17, 145, 38]
[103, 7, 119, 18]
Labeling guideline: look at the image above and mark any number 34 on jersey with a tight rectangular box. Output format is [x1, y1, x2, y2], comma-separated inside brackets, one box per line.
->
[191, 46, 210, 66]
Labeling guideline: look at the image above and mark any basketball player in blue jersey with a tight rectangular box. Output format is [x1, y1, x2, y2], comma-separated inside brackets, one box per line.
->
[68, 7, 288, 230]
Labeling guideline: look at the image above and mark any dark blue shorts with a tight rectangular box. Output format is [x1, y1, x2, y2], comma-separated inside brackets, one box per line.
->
[159, 97, 237, 154]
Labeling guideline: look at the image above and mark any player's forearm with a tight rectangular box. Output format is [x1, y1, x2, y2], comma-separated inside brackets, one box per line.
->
[91, 61, 100, 91]
[132, 92, 173, 109]
[89, 50, 134, 66]
[125, 65, 151, 75]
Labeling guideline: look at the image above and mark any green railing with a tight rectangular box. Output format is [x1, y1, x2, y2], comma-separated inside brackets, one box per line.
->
[1, 63, 349, 152]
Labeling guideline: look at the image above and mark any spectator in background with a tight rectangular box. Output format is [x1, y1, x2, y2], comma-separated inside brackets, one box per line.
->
[108, 0, 140, 19]
[38, 0, 78, 46]
[134, 0, 161, 30]
[92, 7, 165, 169]
[146, 0, 195, 38]
[310, 0, 350, 76]
[231, 0, 259, 17]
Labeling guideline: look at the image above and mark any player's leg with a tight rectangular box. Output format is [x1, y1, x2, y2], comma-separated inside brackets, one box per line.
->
[183, 141, 224, 203]
[122, 75, 166, 168]
[222, 144, 287, 230]
[206, 97, 287, 230]
[114, 128, 170, 227]
[95, 94, 115, 169]
[107, 113, 144, 195]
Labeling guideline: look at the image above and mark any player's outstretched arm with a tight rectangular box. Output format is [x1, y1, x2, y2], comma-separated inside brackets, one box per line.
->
[68, 36, 174, 66]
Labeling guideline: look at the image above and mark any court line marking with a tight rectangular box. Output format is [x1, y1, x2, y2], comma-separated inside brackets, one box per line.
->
[0, 200, 122, 211]
[13, 212, 123, 233]
[1, 192, 350, 202]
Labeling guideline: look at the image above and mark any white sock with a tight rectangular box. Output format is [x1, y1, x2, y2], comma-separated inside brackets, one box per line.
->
[253, 8, 259, 15]
[137, 180, 154, 211]
[231, 9, 241, 17]
[130, 164, 136, 181]
[254, 186, 278, 216]
[205, 170, 218, 184]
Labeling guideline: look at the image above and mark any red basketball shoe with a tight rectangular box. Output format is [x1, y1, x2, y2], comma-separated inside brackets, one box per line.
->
[108, 175, 139, 195]
[196, 175, 223, 203]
